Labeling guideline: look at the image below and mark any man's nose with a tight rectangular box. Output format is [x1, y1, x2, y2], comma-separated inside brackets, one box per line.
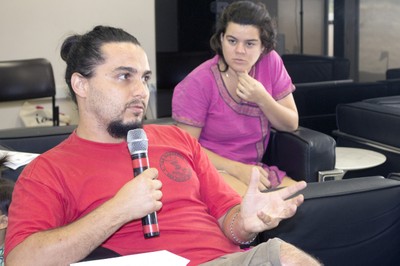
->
[133, 80, 149, 97]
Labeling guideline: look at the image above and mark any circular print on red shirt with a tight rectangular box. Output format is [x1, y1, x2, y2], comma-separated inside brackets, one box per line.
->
[160, 151, 192, 182]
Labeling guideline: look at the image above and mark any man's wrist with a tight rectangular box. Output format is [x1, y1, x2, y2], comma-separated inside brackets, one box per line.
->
[229, 209, 258, 245]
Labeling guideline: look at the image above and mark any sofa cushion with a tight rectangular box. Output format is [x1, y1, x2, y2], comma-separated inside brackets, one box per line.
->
[336, 96, 400, 148]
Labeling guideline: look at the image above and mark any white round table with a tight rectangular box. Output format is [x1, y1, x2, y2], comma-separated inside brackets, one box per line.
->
[335, 147, 387, 171]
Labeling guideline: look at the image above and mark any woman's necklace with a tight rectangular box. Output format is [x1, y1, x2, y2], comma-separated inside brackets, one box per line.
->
[224, 66, 255, 79]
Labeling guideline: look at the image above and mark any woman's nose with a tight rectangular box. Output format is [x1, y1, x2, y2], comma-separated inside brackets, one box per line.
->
[235, 43, 246, 54]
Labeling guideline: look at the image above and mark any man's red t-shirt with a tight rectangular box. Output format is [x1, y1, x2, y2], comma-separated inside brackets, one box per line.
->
[5, 125, 242, 265]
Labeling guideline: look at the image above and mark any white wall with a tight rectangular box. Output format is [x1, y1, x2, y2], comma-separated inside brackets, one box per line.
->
[359, 0, 400, 81]
[0, 0, 155, 129]
[278, 0, 325, 55]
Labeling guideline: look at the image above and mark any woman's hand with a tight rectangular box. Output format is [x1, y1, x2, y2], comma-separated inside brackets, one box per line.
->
[236, 72, 299, 132]
[236, 72, 269, 105]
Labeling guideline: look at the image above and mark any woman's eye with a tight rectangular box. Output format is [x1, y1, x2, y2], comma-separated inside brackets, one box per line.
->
[228, 39, 236, 45]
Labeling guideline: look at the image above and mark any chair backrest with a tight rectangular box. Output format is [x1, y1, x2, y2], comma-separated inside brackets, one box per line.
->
[0, 58, 59, 126]
[281, 54, 350, 84]
[386, 68, 400, 80]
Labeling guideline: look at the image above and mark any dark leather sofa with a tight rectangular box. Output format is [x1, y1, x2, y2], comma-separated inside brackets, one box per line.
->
[2, 123, 400, 266]
[281, 54, 351, 84]
[0, 120, 335, 183]
[272, 54, 400, 137]
[294, 79, 400, 136]
[264, 127, 335, 182]
[335, 95, 400, 178]
[260, 174, 400, 266]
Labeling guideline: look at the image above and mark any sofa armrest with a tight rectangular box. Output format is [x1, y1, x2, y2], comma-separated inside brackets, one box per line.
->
[388, 172, 400, 181]
[263, 127, 336, 182]
[258, 176, 400, 265]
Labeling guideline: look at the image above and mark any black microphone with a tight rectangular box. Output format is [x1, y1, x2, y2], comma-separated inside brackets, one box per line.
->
[127, 128, 160, 238]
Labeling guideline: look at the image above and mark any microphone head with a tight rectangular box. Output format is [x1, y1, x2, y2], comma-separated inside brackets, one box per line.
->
[127, 128, 148, 154]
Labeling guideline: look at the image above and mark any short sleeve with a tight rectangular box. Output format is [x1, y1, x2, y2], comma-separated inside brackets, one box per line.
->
[257, 51, 295, 101]
[172, 58, 218, 128]
[5, 158, 66, 257]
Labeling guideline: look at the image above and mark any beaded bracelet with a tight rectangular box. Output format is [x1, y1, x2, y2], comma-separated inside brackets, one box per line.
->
[229, 210, 258, 245]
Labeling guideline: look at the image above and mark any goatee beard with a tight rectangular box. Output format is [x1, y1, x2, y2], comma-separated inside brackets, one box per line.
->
[107, 120, 143, 139]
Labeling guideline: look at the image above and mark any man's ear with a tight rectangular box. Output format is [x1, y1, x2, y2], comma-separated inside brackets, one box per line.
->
[0, 215, 8, 230]
[71, 72, 88, 98]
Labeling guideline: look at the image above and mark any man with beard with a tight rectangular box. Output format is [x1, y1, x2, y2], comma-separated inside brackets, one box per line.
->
[5, 26, 320, 266]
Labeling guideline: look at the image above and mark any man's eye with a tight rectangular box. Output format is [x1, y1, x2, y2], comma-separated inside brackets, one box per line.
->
[143, 75, 151, 83]
[119, 73, 131, 80]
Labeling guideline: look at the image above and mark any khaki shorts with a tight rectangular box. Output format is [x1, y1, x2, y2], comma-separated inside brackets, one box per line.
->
[199, 238, 282, 266]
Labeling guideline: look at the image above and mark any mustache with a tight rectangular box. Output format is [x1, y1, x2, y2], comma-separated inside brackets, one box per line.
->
[126, 98, 147, 111]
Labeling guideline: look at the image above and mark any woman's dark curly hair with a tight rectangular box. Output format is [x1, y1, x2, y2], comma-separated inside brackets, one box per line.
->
[210, 1, 277, 72]
[60, 25, 141, 103]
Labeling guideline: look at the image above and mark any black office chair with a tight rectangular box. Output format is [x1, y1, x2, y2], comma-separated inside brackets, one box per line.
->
[0, 58, 59, 126]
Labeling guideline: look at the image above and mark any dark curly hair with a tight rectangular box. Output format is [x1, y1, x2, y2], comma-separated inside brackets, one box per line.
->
[210, 1, 277, 72]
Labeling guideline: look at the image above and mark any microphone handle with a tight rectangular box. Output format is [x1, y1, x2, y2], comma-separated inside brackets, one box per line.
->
[132, 152, 160, 238]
